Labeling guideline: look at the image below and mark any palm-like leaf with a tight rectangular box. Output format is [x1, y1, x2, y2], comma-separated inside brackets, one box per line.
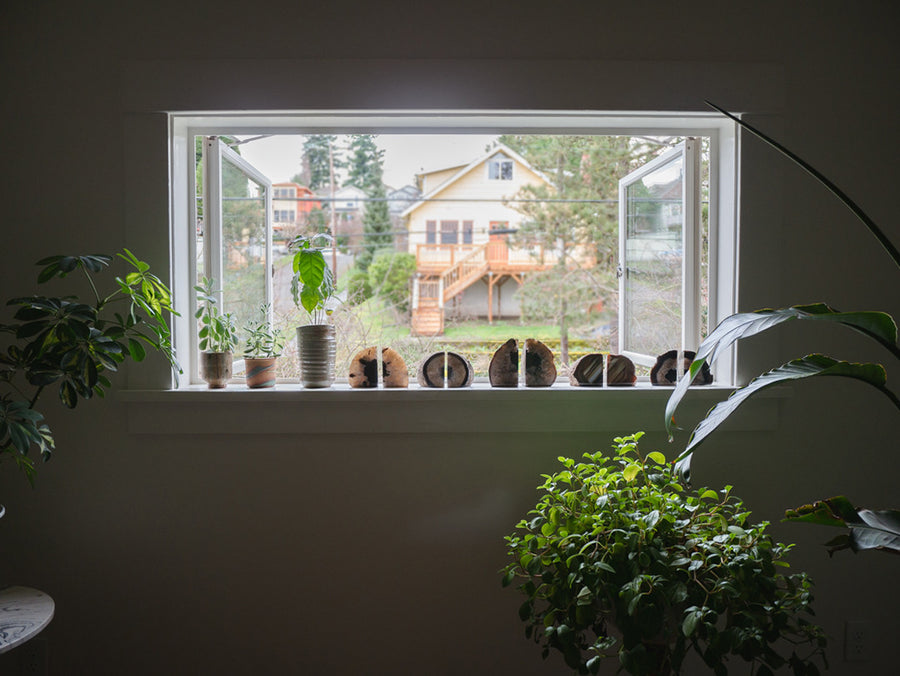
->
[784, 496, 900, 555]
[674, 355, 900, 481]
[665, 305, 899, 440]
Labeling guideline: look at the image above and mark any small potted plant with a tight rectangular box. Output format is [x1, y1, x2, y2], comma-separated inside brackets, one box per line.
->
[289, 233, 336, 388]
[194, 277, 238, 389]
[242, 304, 284, 389]
[502, 432, 827, 676]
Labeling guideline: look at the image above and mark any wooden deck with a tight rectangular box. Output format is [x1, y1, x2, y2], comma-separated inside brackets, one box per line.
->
[411, 242, 555, 335]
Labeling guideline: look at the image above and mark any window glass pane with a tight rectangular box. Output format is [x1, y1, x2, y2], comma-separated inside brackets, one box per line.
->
[196, 131, 709, 383]
[221, 157, 267, 337]
[623, 152, 684, 359]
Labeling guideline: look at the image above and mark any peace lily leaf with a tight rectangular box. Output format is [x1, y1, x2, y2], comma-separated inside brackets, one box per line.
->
[784, 496, 900, 555]
[666, 306, 899, 440]
[675, 355, 900, 480]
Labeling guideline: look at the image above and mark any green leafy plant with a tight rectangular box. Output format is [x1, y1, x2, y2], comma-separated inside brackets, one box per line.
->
[0, 251, 179, 482]
[242, 304, 284, 358]
[502, 433, 827, 676]
[194, 277, 238, 353]
[289, 233, 336, 324]
[665, 103, 900, 554]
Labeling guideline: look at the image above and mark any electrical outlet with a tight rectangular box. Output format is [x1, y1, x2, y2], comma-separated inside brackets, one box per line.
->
[845, 620, 869, 662]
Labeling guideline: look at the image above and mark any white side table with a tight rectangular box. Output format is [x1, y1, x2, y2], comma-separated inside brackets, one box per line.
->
[0, 586, 55, 654]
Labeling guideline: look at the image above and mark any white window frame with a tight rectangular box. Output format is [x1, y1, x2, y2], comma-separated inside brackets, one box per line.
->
[170, 112, 738, 388]
[487, 156, 514, 181]
[618, 139, 702, 368]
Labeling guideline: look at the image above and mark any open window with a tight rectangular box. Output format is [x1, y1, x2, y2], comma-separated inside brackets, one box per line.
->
[175, 114, 735, 388]
[618, 139, 702, 370]
[198, 137, 273, 370]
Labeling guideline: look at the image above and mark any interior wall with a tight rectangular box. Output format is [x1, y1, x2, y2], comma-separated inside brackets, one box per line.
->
[1, 2, 898, 674]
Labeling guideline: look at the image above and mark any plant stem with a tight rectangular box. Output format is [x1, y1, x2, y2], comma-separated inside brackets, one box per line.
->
[82, 266, 103, 307]
[707, 101, 900, 271]
[29, 385, 44, 409]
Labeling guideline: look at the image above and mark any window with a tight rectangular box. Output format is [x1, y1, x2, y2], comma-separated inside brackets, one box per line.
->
[171, 113, 736, 387]
[488, 155, 513, 180]
[274, 210, 295, 222]
[462, 220, 474, 245]
[440, 220, 458, 244]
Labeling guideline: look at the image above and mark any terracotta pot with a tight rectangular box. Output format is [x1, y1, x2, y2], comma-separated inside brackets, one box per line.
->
[200, 351, 232, 388]
[244, 357, 277, 389]
[297, 324, 335, 388]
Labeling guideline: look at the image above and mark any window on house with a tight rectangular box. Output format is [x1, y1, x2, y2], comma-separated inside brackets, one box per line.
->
[440, 220, 458, 245]
[173, 113, 736, 387]
[462, 220, 474, 244]
[488, 156, 514, 180]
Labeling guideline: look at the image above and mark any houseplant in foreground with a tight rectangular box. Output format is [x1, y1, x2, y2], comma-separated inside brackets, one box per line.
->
[242, 304, 284, 389]
[0, 250, 179, 484]
[194, 276, 238, 389]
[289, 233, 336, 388]
[665, 103, 900, 555]
[502, 433, 826, 676]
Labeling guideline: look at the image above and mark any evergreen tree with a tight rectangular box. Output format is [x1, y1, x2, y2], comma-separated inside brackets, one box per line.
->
[302, 135, 340, 190]
[357, 178, 393, 270]
[344, 134, 384, 192]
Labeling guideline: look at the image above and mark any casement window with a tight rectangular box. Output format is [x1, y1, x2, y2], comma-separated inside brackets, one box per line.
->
[274, 210, 295, 222]
[171, 112, 736, 387]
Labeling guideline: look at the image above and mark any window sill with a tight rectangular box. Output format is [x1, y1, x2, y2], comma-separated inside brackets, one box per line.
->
[120, 383, 784, 436]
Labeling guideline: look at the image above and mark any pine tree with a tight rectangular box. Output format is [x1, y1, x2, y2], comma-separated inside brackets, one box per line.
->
[302, 135, 340, 191]
[345, 134, 384, 192]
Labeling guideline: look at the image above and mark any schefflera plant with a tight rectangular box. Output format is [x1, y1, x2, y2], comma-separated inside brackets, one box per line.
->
[502, 433, 827, 676]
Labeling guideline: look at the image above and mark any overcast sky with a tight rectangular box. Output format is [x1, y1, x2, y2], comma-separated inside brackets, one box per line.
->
[236, 134, 499, 189]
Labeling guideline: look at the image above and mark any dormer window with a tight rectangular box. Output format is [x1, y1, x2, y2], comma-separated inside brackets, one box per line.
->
[488, 155, 513, 180]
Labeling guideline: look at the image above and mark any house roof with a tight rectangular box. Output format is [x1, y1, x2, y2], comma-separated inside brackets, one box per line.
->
[400, 143, 550, 218]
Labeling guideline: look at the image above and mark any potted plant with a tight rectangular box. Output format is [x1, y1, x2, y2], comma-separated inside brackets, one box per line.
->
[502, 433, 827, 676]
[289, 233, 336, 388]
[1, 250, 179, 485]
[242, 304, 284, 389]
[194, 277, 238, 389]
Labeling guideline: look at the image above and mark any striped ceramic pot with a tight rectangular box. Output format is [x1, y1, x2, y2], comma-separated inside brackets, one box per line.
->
[297, 324, 336, 388]
[244, 357, 277, 389]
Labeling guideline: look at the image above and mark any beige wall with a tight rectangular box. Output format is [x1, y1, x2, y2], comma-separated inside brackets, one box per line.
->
[1, 1, 898, 675]
[408, 156, 546, 251]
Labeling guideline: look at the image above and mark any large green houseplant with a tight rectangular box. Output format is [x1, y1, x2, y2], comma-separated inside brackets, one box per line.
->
[0, 250, 178, 483]
[289, 233, 337, 388]
[665, 103, 900, 555]
[503, 433, 826, 676]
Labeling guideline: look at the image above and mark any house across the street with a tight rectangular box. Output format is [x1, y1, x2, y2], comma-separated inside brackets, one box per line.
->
[403, 144, 560, 335]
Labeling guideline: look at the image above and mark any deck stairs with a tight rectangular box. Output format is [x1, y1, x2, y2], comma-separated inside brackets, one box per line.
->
[411, 244, 489, 336]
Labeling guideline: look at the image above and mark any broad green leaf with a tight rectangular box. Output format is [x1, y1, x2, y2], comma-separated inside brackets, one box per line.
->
[646, 451, 666, 465]
[297, 249, 326, 289]
[784, 495, 900, 555]
[623, 464, 640, 482]
[666, 306, 899, 440]
[675, 355, 900, 480]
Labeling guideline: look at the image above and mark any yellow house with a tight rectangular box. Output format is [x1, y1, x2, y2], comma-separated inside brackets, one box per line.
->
[403, 143, 556, 335]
